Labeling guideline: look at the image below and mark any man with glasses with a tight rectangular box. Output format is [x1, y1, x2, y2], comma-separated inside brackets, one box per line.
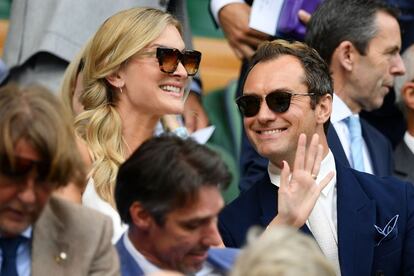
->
[0, 83, 119, 275]
[218, 39, 414, 275]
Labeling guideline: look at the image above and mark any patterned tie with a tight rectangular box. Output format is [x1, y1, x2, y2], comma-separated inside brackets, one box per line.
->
[0, 236, 25, 276]
[347, 115, 365, 172]
[308, 199, 341, 275]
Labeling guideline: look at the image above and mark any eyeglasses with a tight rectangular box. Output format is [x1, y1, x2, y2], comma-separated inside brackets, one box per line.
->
[156, 47, 201, 76]
[236, 91, 316, 117]
[0, 155, 49, 182]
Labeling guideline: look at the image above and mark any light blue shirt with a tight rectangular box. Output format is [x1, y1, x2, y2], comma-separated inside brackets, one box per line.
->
[0, 227, 32, 276]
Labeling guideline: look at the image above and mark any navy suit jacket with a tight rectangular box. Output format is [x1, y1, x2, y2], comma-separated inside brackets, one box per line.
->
[219, 160, 414, 276]
[116, 234, 239, 276]
[327, 120, 394, 177]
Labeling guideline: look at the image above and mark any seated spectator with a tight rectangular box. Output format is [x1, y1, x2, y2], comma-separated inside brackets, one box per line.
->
[394, 44, 414, 184]
[0, 83, 119, 275]
[74, 8, 202, 242]
[230, 226, 335, 276]
[115, 135, 238, 275]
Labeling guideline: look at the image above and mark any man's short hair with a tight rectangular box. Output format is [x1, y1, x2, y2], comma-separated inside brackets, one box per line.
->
[243, 39, 333, 133]
[115, 135, 231, 225]
[306, 0, 399, 65]
[0, 83, 85, 187]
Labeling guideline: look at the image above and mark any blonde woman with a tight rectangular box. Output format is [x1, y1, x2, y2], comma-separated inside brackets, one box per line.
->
[75, 7, 201, 242]
[230, 226, 336, 276]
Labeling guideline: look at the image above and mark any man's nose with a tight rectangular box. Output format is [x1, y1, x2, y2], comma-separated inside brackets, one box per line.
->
[391, 53, 406, 76]
[17, 177, 37, 205]
[201, 221, 223, 247]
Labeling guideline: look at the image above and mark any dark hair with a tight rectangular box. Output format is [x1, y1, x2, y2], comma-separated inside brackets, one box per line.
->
[115, 135, 231, 225]
[243, 39, 333, 134]
[305, 0, 399, 65]
[0, 83, 85, 187]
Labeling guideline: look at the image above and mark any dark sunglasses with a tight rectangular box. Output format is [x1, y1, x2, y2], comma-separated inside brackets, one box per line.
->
[236, 91, 316, 117]
[156, 47, 201, 76]
[0, 155, 49, 181]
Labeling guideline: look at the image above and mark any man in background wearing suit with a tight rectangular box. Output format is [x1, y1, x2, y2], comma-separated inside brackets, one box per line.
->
[394, 44, 414, 184]
[218, 39, 414, 275]
[306, 0, 406, 176]
[0, 83, 119, 275]
[115, 135, 238, 276]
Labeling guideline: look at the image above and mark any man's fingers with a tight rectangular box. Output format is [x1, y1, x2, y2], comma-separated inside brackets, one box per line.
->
[305, 133, 319, 172]
[293, 133, 307, 171]
[317, 171, 335, 192]
[280, 160, 290, 190]
[298, 9, 311, 25]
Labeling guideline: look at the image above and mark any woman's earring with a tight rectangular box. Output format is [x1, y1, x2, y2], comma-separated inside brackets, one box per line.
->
[119, 87, 123, 94]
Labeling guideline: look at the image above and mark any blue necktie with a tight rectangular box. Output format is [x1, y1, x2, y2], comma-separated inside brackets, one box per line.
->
[0, 236, 25, 276]
[347, 115, 365, 172]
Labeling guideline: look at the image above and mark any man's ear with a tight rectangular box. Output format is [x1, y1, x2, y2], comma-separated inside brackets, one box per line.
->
[105, 70, 125, 89]
[129, 202, 153, 230]
[315, 93, 333, 125]
[334, 41, 357, 72]
[401, 81, 414, 110]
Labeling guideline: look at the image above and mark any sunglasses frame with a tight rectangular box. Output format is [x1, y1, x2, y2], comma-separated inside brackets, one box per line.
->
[156, 47, 201, 76]
[236, 91, 316, 117]
[0, 154, 49, 182]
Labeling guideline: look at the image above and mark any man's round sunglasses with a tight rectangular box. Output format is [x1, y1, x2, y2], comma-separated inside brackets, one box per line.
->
[156, 47, 202, 76]
[236, 91, 316, 117]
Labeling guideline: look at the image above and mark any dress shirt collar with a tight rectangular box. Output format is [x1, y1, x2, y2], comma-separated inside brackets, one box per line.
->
[404, 131, 414, 154]
[123, 232, 214, 275]
[331, 94, 355, 123]
[0, 227, 32, 239]
[268, 150, 337, 197]
[123, 232, 160, 275]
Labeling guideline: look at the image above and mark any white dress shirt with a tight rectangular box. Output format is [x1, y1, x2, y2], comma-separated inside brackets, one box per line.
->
[122, 234, 218, 275]
[210, 0, 244, 24]
[0, 227, 32, 276]
[82, 178, 128, 243]
[331, 94, 374, 174]
[268, 150, 338, 240]
[404, 131, 414, 154]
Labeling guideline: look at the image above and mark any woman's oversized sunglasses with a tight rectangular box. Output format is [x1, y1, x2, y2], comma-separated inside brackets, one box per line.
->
[236, 91, 316, 117]
[156, 47, 202, 76]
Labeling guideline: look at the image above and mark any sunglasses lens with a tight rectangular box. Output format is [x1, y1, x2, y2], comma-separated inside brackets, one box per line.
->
[157, 48, 180, 74]
[236, 96, 261, 117]
[0, 155, 48, 181]
[266, 92, 292, 113]
[182, 51, 201, 76]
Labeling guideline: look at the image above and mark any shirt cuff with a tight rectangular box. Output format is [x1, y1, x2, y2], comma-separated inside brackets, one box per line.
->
[210, 0, 244, 26]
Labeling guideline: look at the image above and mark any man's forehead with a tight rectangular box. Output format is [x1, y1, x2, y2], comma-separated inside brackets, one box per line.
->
[244, 57, 307, 94]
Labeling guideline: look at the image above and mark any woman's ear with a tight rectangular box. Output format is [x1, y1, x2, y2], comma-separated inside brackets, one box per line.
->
[105, 71, 125, 89]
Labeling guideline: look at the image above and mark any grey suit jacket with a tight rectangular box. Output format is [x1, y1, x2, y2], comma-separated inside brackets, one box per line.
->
[31, 196, 119, 276]
[4, 0, 191, 68]
[394, 140, 414, 185]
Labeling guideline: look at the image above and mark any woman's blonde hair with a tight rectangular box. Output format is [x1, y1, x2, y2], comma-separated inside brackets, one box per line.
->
[230, 226, 336, 276]
[60, 41, 90, 116]
[75, 7, 182, 206]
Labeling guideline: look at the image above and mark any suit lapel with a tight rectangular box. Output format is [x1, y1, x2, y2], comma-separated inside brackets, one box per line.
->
[336, 162, 376, 276]
[32, 197, 71, 276]
[328, 125, 351, 168]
